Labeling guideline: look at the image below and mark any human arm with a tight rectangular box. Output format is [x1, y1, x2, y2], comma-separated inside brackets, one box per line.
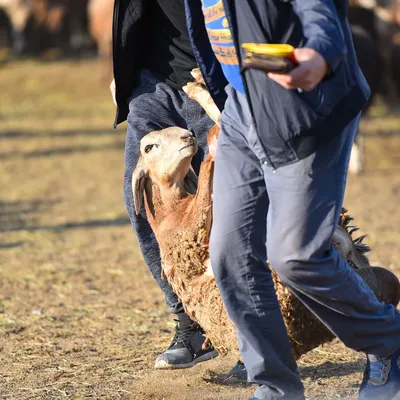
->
[269, 1, 345, 91]
[291, 0, 346, 72]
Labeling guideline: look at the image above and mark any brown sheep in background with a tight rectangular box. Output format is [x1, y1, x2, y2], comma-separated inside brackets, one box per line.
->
[28, 0, 90, 55]
[0, 0, 32, 54]
[0, 0, 91, 56]
[132, 120, 400, 360]
[87, 0, 113, 80]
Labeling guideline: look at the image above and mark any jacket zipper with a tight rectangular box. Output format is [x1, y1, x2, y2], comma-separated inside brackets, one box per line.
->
[222, 0, 276, 170]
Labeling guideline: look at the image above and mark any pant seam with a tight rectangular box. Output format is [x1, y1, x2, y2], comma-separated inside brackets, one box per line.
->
[244, 185, 268, 319]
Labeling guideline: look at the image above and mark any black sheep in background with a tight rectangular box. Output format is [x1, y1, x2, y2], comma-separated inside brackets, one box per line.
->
[351, 24, 383, 112]
[0, 9, 12, 50]
[348, 23, 383, 174]
[391, 32, 400, 100]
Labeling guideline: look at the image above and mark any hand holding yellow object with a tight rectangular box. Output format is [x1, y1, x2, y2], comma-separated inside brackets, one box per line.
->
[242, 43, 295, 60]
[241, 43, 297, 74]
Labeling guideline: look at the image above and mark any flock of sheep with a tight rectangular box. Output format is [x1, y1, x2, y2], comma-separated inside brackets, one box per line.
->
[0, 0, 113, 77]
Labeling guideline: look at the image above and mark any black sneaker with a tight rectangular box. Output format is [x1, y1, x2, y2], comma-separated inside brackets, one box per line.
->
[154, 315, 218, 369]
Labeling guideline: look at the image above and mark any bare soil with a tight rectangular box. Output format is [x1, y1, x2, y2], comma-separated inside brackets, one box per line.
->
[1, 60, 400, 400]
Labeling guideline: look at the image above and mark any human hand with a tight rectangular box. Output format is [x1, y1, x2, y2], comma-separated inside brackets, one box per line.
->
[268, 48, 330, 91]
[110, 78, 117, 105]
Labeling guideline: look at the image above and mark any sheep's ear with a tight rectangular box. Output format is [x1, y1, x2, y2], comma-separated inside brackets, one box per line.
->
[132, 163, 148, 215]
[184, 167, 198, 194]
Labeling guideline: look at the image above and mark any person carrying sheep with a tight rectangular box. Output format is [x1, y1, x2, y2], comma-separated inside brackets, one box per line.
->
[110, 0, 221, 370]
[181, 1, 400, 400]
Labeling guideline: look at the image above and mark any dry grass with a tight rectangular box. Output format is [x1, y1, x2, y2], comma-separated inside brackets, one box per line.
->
[1, 59, 400, 399]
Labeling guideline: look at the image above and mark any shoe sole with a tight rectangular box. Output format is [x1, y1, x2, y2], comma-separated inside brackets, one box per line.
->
[154, 350, 219, 370]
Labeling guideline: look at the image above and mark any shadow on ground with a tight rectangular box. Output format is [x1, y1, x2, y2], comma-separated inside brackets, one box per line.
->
[0, 129, 122, 139]
[0, 198, 130, 235]
[0, 142, 125, 160]
[299, 360, 364, 379]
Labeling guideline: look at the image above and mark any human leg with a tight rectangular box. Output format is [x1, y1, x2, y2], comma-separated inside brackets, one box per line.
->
[210, 88, 304, 399]
[265, 115, 400, 359]
[264, 117, 400, 399]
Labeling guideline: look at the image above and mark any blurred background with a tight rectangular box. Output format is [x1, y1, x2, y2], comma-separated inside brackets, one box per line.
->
[1, 1, 400, 399]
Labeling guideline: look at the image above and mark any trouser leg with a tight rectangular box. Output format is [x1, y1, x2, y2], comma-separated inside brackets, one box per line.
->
[265, 114, 400, 359]
[210, 88, 304, 400]
[124, 70, 214, 313]
[211, 85, 400, 399]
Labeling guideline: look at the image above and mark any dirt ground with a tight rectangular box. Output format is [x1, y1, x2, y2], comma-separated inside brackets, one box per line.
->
[1, 60, 400, 400]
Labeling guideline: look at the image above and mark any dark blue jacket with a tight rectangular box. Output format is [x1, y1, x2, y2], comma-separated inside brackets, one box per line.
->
[112, 0, 370, 168]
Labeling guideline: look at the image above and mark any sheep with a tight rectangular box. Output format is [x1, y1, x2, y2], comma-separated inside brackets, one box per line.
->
[87, 0, 113, 80]
[349, 0, 400, 105]
[348, 24, 383, 174]
[391, 32, 400, 100]
[0, 9, 12, 50]
[0, 0, 32, 54]
[0, 0, 91, 56]
[132, 124, 400, 359]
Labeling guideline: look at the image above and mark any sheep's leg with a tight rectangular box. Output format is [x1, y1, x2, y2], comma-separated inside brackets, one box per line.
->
[183, 69, 221, 126]
[195, 154, 214, 211]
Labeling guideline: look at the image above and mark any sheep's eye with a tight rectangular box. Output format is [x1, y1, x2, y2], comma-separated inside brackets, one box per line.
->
[144, 144, 154, 154]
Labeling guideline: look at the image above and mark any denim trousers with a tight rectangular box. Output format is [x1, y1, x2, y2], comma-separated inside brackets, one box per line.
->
[210, 86, 400, 399]
[124, 69, 214, 314]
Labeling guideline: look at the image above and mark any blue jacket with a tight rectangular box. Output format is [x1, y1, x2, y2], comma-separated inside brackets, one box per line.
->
[185, 0, 370, 168]
[112, 0, 370, 168]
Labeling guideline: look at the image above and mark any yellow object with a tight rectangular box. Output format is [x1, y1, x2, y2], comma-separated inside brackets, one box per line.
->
[242, 43, 295, 58]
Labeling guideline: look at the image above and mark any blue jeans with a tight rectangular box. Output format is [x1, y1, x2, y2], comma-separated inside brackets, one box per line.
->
[210, 86, 400, 399]
[124, 69, 214, 314]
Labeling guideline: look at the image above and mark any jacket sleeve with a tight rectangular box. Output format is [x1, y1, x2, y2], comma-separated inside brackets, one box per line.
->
[291, 0, 346, 72]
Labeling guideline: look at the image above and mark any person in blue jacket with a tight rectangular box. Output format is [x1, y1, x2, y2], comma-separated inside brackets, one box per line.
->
[187, 1, 400, 399]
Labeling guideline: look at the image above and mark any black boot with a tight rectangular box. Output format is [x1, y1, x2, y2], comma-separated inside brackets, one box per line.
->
[155, 312, 218, 369]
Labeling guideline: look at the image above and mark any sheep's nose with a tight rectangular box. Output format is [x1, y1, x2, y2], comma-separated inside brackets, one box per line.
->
[181, 131, 195, 141]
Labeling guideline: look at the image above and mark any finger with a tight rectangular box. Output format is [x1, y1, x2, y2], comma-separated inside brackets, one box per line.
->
[269, 63, 309, 89]
[292, 48, 314, 63]
[268, 72, 292, 84]
[287, 63, 310, 86]
[268, 73, 297, 90]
